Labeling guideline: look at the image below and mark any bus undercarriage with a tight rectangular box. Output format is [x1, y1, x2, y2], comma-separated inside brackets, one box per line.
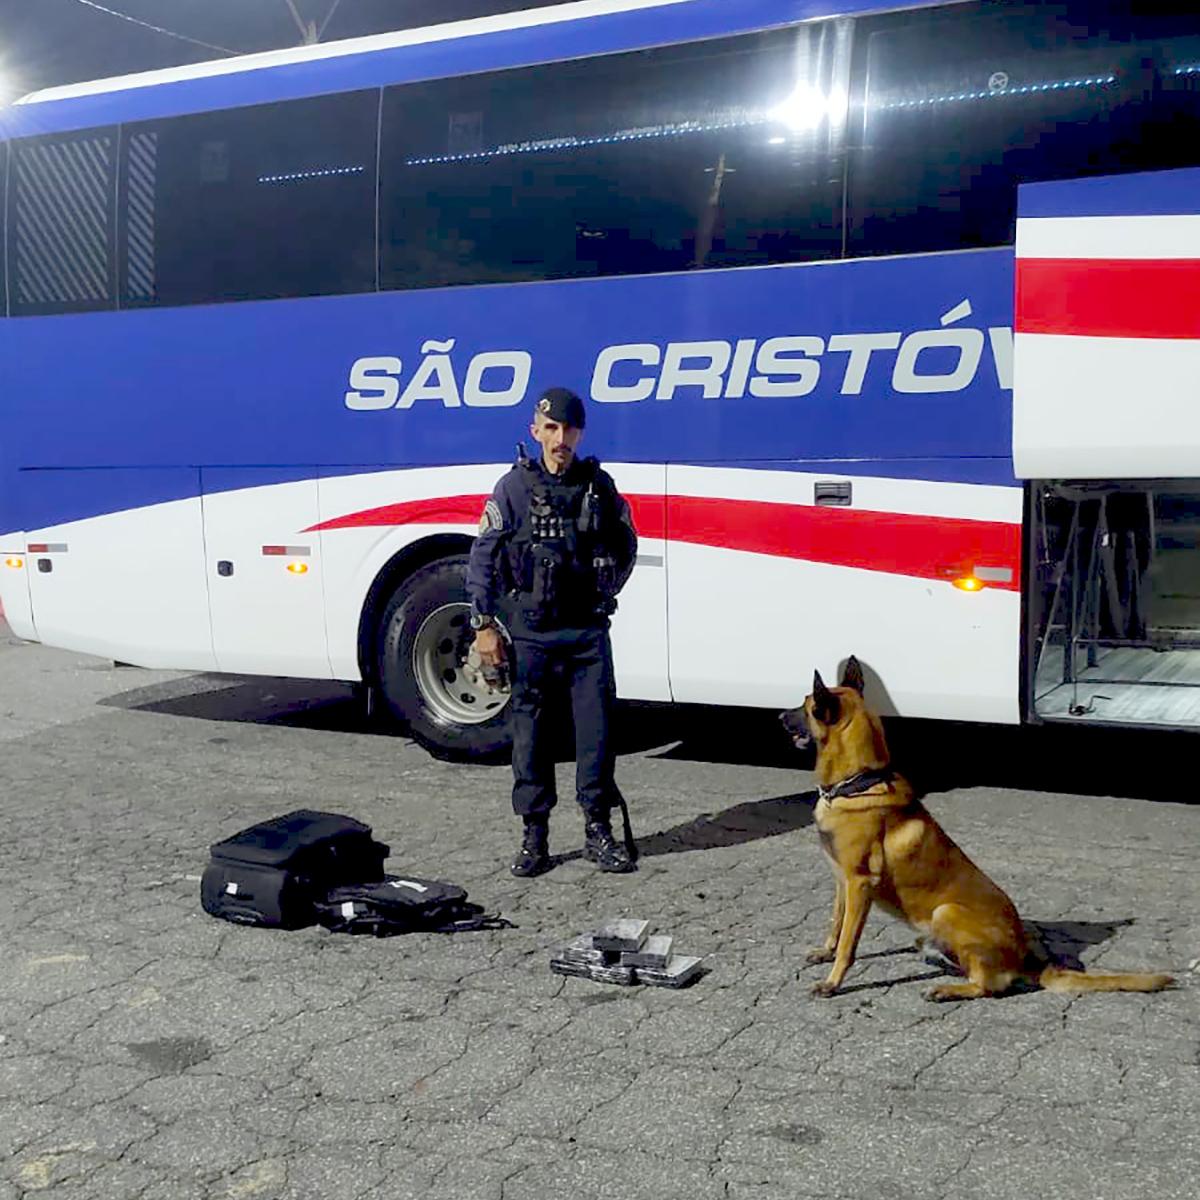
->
[1028, 481, 1200, 729]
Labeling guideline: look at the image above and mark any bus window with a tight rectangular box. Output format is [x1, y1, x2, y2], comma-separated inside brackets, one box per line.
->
[119, 90, 377, 308]
[379, 20, 851, 291]
[847, 1, 1200, 259]
[0, 140, 6, 317]
[7, 128, 117, 316]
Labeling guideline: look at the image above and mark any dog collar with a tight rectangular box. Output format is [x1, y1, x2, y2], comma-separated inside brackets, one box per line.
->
[818, 767, 896, 802]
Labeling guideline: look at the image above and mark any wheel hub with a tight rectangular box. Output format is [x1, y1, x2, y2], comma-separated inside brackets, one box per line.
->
[411, 603, 511, 727]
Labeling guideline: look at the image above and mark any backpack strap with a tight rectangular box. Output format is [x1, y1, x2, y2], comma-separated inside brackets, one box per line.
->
[323, 903, 514, 937]
[428, 908, 515, 933]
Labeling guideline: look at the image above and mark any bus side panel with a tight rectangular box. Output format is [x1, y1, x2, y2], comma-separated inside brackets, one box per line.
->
[317, 463, 510, 683]
[201, 469, 332, 678]
[0, 333, 36, 638]
[315, 463, 672, 701]
[665, 465, 1023, 723]
[21, 469, 217, 670]
[0, 532, 37, 641]
[0, 445, 36, 640]
[604, 462, 670, 703]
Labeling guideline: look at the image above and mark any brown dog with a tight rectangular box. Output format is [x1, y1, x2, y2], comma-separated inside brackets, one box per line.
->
[780, 658, 1174, 1001]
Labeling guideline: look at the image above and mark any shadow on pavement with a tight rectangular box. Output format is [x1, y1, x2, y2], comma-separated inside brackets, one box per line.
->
[99, 675, 371, 733]
[100, 678, 686, 754]
[1029, 917, 1137, 970]
[793, 919, 1141, 997]
[658, 706, 1200, 806]
[635, 790, 815, 858]
[100, 674, 1200, 805]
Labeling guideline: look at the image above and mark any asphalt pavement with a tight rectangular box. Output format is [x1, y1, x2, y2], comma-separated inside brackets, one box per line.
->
[1, 616, 1198, 1200]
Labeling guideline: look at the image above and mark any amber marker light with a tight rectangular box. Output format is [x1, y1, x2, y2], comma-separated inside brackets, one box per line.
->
[953, 575, 984, 592]
[4, 556, 23, 569]
[286, 561, 309, 575]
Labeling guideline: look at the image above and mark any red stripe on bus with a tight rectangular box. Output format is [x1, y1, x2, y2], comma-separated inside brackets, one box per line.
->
[309, 495, 484, 530]
[307, 493, 1019, 589]
[1016, 257, 1200, 339]
[660, 495, 1019, 588]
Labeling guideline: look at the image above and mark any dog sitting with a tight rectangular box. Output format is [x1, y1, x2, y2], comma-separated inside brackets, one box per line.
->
[780, 657, 1174, 1002]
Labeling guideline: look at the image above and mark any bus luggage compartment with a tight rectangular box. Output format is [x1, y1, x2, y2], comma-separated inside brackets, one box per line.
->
[1013, 167, 1200, 481]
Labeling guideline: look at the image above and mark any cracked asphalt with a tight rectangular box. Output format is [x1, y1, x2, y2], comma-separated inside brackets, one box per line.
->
[2, 615, 1198, 1200]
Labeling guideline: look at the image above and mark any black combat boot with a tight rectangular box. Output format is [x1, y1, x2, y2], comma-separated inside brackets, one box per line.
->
[511, 816, 550, 877]
[583, 813, 636, 873]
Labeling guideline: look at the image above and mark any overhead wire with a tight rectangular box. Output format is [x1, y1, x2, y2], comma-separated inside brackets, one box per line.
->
[68, 0, 241, 56]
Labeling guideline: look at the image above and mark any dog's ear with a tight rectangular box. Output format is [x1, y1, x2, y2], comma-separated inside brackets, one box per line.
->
[840, 656, 865, 695]
[811, 670, 840, 726]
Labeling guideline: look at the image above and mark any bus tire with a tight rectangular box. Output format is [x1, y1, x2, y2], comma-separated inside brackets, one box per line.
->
[377, 554, 513, 759]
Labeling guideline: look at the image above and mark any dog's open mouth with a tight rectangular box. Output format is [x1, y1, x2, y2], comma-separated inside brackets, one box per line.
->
[779, 710, 812, 750]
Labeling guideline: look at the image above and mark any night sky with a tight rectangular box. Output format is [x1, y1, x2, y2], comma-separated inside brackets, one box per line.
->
[0, 0, 580, 103]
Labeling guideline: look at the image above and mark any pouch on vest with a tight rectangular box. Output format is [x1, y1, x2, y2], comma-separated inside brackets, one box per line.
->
[200, 810, 389, 930]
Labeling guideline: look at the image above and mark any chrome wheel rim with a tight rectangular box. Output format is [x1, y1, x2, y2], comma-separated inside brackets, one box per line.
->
[412, 603, 510, 726]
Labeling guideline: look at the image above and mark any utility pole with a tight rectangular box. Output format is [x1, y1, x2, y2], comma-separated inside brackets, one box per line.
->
[694, 152, 734, 269]
[283, 0, 320, 45]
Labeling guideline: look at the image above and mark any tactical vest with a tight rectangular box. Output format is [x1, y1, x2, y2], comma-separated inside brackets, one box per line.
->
[504, 457, 616, 630]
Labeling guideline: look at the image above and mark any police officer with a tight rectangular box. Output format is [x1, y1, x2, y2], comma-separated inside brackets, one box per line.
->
[466, 387, 638, 877]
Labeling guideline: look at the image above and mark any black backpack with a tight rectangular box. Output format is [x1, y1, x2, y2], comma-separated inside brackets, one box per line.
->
[313, 875, 511, 937]
[200, 810, 388, 930]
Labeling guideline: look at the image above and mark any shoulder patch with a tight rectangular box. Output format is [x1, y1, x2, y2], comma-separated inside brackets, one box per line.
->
[478, 498, 504, 534]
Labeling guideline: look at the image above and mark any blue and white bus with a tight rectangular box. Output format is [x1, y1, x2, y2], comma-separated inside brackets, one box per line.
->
[5, 0, 1200, 755]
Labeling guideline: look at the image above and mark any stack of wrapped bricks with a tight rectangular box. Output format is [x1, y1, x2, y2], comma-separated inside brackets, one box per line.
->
[550, 919, 702, 988]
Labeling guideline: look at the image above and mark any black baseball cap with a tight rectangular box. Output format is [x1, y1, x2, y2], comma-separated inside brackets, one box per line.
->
[535, 387, 586, 429]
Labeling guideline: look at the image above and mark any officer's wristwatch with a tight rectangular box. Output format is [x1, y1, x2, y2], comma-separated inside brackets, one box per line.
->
[469, 612, 496, 631]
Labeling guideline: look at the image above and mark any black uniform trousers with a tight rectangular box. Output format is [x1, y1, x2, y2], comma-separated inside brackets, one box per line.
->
[509, 623, 615, 819]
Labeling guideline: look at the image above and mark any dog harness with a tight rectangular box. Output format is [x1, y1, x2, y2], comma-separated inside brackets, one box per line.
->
[818, 767, 895, 800]
[816, 768, 913, 812]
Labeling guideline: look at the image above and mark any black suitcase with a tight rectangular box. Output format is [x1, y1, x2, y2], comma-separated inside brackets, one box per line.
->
[200, 810, 389, 929]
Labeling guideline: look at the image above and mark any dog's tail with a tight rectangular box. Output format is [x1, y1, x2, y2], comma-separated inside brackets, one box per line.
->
[1039, 965, 1174, 994]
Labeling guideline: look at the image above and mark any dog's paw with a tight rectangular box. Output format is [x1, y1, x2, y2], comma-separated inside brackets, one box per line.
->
[922, 985, 962, 1003]
[804, 947, 835, 965]
[810, 980, 840, 999]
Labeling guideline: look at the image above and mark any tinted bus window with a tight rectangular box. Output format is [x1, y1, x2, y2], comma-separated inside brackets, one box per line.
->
[847, 1, 1200, 258]
[120, 91, 377, 307]
[1, 140, 7, 317]
[7, 129, 117, 316]
[380, 20, 851, 290]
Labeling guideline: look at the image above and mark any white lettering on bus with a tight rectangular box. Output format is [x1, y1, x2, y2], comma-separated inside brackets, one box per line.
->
[590, 344, 660, 403]
[463, 350, 531, 408]
[345, 356, 402, 410]
[344, 347, 536, 410]
[397, 338, 462, 409]
[826, 333, 903, 395]
[987, 325, 1013, 390]
[724, 338, 757, 398]
[749, 336, 825, 398]
[892, 303, 984, 395]
[656, 341, 732, 400]
[344, 303, 1013, 411]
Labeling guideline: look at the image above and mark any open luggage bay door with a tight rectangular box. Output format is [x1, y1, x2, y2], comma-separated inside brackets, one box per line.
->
[1015, 169, 1200, 729]
[1014, 167, 1200, 479]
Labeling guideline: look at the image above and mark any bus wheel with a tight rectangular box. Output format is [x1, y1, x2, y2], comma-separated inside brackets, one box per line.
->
[377, 555, 513, 759]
